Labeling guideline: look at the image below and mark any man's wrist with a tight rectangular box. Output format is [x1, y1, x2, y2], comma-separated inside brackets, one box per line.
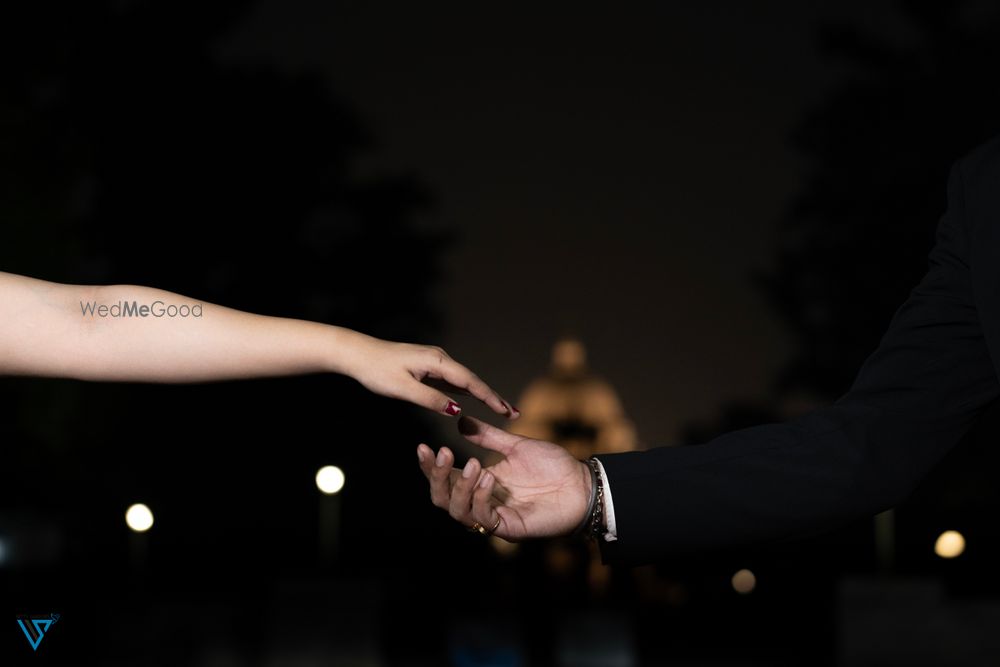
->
[575, 458, 608, 541]
[593, 458, 616, 541]
[572, 459, 596, 535]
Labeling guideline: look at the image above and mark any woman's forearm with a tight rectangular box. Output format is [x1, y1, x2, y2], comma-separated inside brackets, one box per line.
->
[0, 272, 371, 382]
[0, 271, 517, 417]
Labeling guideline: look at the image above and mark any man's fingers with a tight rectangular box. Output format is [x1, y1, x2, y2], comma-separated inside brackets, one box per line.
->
[471, 470, 503, 537]
[416, 443, 436, 479]
[427, 446, 455, 508]
[447, 457, 481, 523]
[457, 416, 522, 455]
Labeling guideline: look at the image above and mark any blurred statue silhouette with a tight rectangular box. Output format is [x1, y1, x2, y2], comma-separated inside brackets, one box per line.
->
[512, 338, 637, 460]
[507, 337, 639, 594]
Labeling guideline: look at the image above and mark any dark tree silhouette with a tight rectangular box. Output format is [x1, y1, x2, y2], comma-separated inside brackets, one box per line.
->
[746, 0, 1000, 579]
[678, 2, 1000, 574]
[760, 0, 1000, 398]
[1, 0, 456, 637]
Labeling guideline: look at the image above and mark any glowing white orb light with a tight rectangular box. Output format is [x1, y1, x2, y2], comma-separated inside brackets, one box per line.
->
[125, 503, 155, 533]
[731, 568, 757, 595]
[934, 530, 965, 559]
[315, 465, 346, 495]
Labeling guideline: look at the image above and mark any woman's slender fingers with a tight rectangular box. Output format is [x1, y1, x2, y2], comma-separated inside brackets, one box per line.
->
[422, 377, 473, 399]
[448, 457, 481, 524]
[409, 381, 463, 417]
[431, 358, 519, 419]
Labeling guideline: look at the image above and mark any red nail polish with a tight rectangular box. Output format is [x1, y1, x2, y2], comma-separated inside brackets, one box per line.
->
[445, 401, 461, 416]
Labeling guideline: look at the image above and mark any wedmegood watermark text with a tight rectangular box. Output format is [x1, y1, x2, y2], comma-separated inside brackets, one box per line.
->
[80, 300, 203, 318]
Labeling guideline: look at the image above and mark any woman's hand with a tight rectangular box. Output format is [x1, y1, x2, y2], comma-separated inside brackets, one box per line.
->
[0, 272, 514, 418]
[417, 416, 592, 540]
[343, 335, 519, 419]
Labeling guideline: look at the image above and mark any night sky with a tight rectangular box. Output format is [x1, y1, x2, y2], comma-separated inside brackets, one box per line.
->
[220, 2, 913, 445]
[7, 3, 1000, 664]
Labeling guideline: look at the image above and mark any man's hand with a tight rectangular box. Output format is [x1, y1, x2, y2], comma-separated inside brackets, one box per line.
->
[417, 416, 592, 541]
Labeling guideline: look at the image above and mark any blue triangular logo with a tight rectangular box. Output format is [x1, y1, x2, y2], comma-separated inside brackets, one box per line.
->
[17, 614, 60, 651]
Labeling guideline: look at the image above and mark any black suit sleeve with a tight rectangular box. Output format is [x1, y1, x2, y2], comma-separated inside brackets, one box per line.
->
[597, 160, 1000, 565]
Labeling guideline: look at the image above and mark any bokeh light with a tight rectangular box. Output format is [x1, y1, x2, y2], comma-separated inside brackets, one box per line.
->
[934, 530, 965, 559]
[316, 465, 346, 495]
[126, 503, 155, 533]
[732, 568, 757, 594]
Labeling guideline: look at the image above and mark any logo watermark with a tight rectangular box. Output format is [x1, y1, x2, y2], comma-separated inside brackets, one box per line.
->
[80, 300, 203, 318]
[17, 613, 59, 652]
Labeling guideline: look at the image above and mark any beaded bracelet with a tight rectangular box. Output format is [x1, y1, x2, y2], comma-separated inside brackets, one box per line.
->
[574, 457, 607, 540]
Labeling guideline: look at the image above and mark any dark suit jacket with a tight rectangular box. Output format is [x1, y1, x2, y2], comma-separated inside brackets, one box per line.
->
[597, 135, 1000, 565]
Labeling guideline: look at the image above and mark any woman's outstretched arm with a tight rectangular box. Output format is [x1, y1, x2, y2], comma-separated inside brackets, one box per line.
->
[0, 271, 517, 418]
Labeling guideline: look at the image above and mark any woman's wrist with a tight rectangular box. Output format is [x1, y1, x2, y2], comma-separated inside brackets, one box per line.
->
[319, 325, 374, 378]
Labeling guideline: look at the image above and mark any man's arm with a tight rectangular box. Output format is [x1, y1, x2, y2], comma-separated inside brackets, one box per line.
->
[597, 159, 1000, 563]
[417, 156, 999, 561]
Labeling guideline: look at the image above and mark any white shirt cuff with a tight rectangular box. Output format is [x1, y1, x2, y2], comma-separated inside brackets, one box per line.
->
[593, 458, 617, 542]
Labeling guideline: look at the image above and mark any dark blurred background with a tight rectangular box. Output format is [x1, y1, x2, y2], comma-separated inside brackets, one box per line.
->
[3, 1, 1000, 665]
